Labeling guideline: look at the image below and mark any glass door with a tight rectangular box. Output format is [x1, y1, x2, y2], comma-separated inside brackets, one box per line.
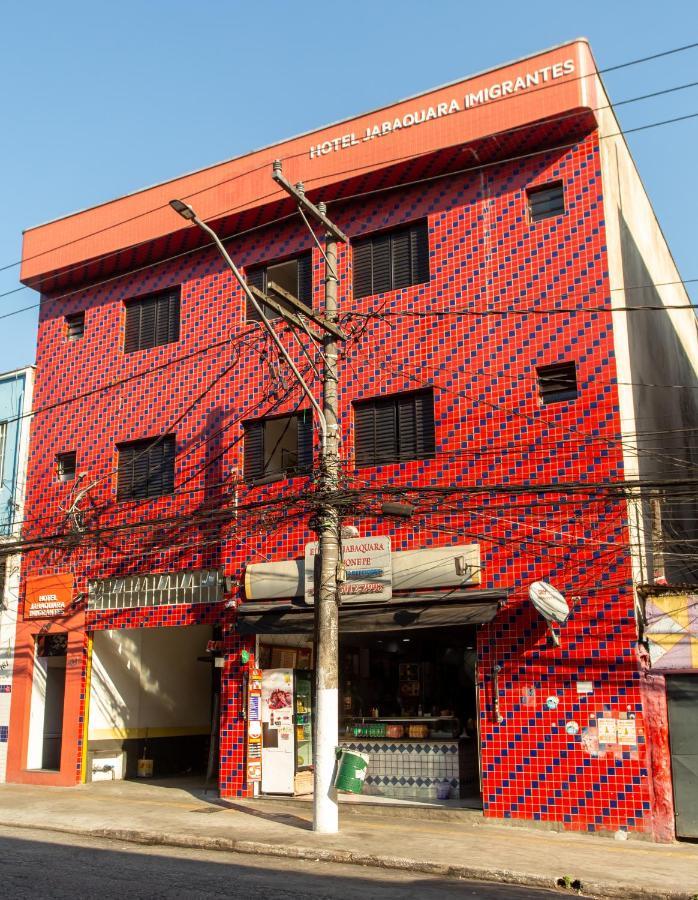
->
[294, 669, 313, 771]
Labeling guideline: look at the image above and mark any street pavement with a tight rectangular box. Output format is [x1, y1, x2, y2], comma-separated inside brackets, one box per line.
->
[0, 825, 562, 899]
[0, 779, 696, 899]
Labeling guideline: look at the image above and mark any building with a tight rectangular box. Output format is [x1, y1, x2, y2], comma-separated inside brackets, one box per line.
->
[6, 40, 698, 840]
[0, 366, 34, 781]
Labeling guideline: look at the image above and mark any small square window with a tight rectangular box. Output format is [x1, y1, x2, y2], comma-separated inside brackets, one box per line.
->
[353, 390, 435, 467]
[527, 182, 565, 222]
[56, 451, 77, 482]
[537, 362, 578, 404]
[65, 312, 85, 340]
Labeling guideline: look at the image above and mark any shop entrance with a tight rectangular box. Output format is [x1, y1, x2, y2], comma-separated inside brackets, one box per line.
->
[256, 626, 481, 805]
[339, 626, 480, 804]
[85, 624, 218, 784]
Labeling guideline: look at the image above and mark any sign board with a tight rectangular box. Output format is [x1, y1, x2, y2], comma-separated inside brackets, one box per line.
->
[24, 573, 74, 619]
[247, 668, 262, 783]
[304, 536, 391, 605]
[88, 568, 222, 611]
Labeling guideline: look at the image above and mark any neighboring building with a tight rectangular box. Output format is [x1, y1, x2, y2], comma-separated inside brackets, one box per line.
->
[0, 366, 34, 781]
[7, 40, 698, 840]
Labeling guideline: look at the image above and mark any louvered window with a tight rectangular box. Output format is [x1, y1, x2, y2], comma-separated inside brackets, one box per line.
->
[246, 254, 312, 322]
[65, 312, 85, 340]
[537, 361, 578, 404]
[56, 451, 77, 482]
[527, 182, 565, 222]
[243, 411, 313, 482]
[354, 390, 435, 467]
[353, 220, 429, 299]
[124, 288, 180, 353]
[117, 435, 176, 501]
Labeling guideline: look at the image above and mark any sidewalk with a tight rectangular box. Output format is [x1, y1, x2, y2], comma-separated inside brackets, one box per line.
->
[0, 779, 696, 899]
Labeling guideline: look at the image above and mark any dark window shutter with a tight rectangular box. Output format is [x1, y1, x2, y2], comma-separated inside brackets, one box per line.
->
[414, 391, 435, 457]
[353, 240, 373, 299]
[397, 394, 417, 459]
[244, 421, 264, 481]
[124, 304, 140, 353]
[410, 221, 430, 284]
[372, 233, 391, 295]
[374, 398, 398, 463]
[124, 289, 180, 352]
[297, 254, 313, 305]
[117, 436, 175, 501]
[297, 412, 313, 472]
[391, 229, 412, 290]
[246, 268, 266, 322]
[354, 403, 375, 467]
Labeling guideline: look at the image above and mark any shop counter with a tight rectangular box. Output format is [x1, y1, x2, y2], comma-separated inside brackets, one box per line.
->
[338, 737, 462, 801]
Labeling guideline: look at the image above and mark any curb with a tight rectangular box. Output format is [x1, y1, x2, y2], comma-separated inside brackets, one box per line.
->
[0, 819, 693, 900]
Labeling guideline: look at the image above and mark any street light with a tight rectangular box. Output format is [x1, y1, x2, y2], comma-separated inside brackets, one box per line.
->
[169, 199, 196, 220]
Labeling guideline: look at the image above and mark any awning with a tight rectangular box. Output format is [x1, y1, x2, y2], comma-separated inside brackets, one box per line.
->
[236, 589, 506, 635]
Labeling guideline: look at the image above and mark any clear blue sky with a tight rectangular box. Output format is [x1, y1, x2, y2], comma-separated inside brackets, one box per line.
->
[1, 0, 696, 372]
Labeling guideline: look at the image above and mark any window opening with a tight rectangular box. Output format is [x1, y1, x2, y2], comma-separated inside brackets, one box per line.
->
[244, 412, 313, 481]
[117, 435, 176, 501]
[56, 451, 77, 482]
[65, 312, 85, 340]
[246, 254, 312, 321]
[527, 182, 565, 222]
[537, 361, 578, 404]
[124, 288, 180, 353]
[353, 220, 429, 299]
[354, 390, 435, 467]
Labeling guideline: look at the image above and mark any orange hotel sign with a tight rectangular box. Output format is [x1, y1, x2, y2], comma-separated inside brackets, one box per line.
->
[25, 573, 75, 619]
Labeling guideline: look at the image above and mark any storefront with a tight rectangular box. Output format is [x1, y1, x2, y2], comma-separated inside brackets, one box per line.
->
[240, 583, 506, 805]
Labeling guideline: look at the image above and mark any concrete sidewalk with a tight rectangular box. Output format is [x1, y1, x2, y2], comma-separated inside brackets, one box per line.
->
[0, 780, 695, 899]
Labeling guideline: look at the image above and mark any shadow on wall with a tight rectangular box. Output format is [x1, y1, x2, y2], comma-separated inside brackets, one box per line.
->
[620, 213, 698, 583]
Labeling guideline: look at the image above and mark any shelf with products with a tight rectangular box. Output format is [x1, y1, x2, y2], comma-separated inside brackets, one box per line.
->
[342, 715, 461, 740]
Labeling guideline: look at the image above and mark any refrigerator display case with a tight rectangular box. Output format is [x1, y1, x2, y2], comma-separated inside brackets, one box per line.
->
[260, 668, 314, 795]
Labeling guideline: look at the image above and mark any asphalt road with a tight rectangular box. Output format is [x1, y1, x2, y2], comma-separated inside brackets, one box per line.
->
[0, 824, 565, 899]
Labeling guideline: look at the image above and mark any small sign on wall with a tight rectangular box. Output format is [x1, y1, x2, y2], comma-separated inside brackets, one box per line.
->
[24, 573, 74, 619]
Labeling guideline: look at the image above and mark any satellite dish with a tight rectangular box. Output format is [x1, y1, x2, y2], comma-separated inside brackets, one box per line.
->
[529, 582, 570, 647]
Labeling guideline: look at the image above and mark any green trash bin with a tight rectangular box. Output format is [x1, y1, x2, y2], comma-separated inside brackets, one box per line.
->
[334, 747, 370, 793]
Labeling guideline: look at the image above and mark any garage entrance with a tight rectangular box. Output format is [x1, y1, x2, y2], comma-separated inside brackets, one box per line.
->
[666, 675, 698, 839]
[85, 624, 217, 783]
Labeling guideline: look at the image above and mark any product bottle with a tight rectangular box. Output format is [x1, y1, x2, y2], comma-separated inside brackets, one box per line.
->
[417, 703, 423, 717]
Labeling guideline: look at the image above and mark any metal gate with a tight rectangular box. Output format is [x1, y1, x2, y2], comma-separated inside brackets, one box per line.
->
[666, 675, 698, 839]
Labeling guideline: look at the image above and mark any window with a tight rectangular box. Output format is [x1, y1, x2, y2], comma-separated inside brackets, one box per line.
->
[353, 220, 429, 300]
[56, 451, 77, 482]
[354, 390, 435, 467]
[537, 361, 578, 404]
[65, 312, 85, 340]
[244, 411, 313, 482]
[124, 288, 180, 353]
[246, 253, 312, 321]
[117, 435, 175, 501]
[527, 182, 565, 222]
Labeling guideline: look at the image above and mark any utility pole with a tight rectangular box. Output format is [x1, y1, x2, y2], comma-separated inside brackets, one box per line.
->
[271, 163, 348, 834]
[170, 169, 348, 834]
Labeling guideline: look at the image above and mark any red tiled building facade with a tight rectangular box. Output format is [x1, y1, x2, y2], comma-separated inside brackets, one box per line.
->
[7, 40, 698, 841]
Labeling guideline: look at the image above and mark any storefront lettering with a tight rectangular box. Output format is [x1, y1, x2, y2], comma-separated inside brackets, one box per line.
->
[308, 59, 575, 159]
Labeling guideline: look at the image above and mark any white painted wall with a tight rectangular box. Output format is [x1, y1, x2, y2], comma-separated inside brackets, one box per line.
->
[26, 643, 47, 770]
[88, 625, 212, 740]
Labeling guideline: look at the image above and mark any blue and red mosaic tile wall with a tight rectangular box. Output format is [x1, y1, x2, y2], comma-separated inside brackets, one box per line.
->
[17, 126, 651, 829]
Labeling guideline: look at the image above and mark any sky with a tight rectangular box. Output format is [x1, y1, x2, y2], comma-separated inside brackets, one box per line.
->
[1, 0, 696, 372]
